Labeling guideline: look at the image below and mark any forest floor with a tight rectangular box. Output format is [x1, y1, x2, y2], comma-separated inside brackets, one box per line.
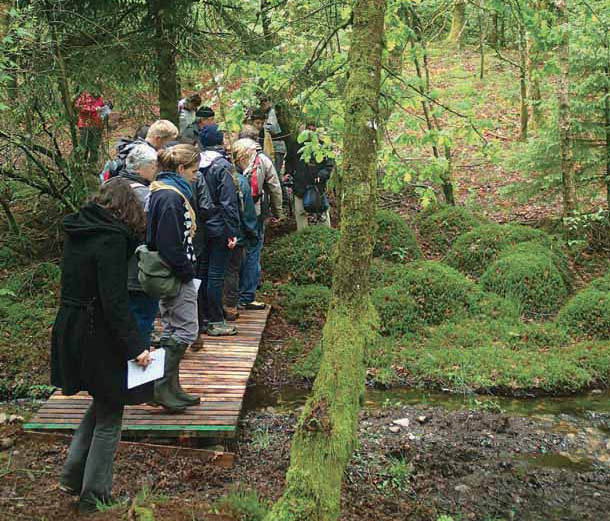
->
[1, 399, 609, 521]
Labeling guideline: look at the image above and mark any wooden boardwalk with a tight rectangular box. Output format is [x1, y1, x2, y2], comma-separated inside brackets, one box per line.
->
[24, 308, 270, 439]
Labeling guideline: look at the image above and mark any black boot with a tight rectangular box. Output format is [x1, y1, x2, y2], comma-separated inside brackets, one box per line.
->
[152, 340, 186, 413]
[172, 341, 200, 407]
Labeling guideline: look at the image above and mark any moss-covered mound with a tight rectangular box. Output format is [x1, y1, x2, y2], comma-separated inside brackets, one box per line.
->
[499, 240, 573, 291]
[589, 272, 610, 292]
[263, 226, 339, 286]
[480, 252, 569, 318]
[445, 223, 552, 278]
[558, 288, 610, 340]
[373, 209, 422, 262]
[369, 258, 408, 288]
[417, 205, 486, 255]
[278, 284, 331, 330]
[398, 319, 607, 393]
[372, 285, 420, 337]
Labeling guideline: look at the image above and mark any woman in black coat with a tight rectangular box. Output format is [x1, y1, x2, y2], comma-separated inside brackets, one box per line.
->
[51, 178, 151, 513]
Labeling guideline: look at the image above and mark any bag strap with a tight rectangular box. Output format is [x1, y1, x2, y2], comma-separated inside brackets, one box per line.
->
[149, 181, 197, 238]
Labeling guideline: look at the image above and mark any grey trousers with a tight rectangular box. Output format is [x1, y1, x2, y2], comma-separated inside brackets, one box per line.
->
[60, 398, 124, 509]
[294, 195, 331, 231]
[159, 280, 199, 345]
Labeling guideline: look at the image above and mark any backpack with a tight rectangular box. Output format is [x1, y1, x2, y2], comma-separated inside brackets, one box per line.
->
[245, 154, 262, 202]
[99, 158, 124, 183]
[303, 184, 329, 214]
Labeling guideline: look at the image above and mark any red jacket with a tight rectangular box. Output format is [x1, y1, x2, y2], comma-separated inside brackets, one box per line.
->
[75, 92, 104, 128]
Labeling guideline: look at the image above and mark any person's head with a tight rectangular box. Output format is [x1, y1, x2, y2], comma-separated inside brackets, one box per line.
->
[196, 106, 215, 128]
[232, 138, 258, 171]
[125, 143, 158, 182]
[238, 124, 260, 141]
[257, 94, 272, 113]
[185, 93, 202, 112]
[251, 109, 266, 131]
[157, 144, 200, 183]
[146, 120, 179, 150]
[305, 121, 317, 132]
[93, 178, 146, 237]
[199, 123, 224, 149]
[133, 124, 150, 140]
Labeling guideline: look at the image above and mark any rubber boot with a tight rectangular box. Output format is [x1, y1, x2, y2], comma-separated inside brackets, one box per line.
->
[172, 341, 200, 407]
[152, 340, 186, 413]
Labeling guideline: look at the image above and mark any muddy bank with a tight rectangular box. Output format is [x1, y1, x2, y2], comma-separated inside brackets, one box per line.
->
[1, 396, 608, 521]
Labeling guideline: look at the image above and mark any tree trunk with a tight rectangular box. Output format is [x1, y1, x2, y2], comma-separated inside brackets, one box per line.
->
[478, 1, 485, 80]
[265, 1, 386, 519]
[489, 11, 498, 47]
[518, 21, 528, 141]
[153, 0, 179, 125]
[0, 1, 16, 98]
[556, 1, 575, 218]
[447, 1, 466, 47]
[605, 64, 610, 210]
[528, 35, 543, 129]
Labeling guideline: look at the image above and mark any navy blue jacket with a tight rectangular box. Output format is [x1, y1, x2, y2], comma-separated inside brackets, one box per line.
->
[146, 183, 196, 283]
[199, 149, 240, 240]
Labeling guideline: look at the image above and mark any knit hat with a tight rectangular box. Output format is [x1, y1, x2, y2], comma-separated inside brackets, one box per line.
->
[196, 106, 215, 119]
[199, 124, 224, 148]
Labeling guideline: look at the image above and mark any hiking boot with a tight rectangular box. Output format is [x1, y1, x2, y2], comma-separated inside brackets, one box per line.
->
[223, 306, 240, 322]
[152, 340, 186, 413]
[238, 300, 266, 310]
[206, 321, 238, 336]
[171, 341, 200, 407]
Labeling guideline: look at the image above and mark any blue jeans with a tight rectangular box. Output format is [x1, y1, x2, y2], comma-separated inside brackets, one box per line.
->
[239, 220, 264, 306]
[199, 235, 231, 323]
[128, 292, 159, 347]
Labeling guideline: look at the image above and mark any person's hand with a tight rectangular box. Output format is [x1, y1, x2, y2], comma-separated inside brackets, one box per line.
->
[227, 237, 237, 249]
[135, 350, 151, 368]
[315, 177, 321, 183]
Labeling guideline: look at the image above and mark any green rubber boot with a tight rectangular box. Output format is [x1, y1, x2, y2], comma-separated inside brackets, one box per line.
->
[172, 341, 200, 407]
[152, 340, 186, 413]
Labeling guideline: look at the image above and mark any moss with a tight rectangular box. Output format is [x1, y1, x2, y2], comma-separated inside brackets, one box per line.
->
[278, 284, 331, 330]
[417, 205, 485, 255]
[214, 487, 268, 521]
[263, 226, 339, 286]
[499, 240, 573, 291]
[558, 288, 610, 340]
[468, 290, 521, 322]
[480, 252, 569, 318]
[445, 223, 553, 278]
[371, 285, 421, 336]
[373, 209, 422, 262]
[369, 258, 407, 288]
[589, 272, 610, 292]
[393, 261, 479, 325]
[397, 319, 608, 393]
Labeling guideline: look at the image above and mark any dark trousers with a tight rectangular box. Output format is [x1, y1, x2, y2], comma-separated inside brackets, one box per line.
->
[128, 292, 159, 347]
[224, 246, 245, 308]
[60, 398, 124, 509]
[197, 235, 231, 325]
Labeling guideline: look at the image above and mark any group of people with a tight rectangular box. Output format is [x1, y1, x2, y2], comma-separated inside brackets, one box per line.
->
[50, 94, 336, 513]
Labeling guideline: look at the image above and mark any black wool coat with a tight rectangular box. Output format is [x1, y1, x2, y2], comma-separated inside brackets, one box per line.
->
[51, 203, 153, 405]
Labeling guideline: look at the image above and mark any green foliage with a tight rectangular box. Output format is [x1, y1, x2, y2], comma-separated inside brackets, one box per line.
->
[445, 223, 553, 278]
[377, 456, 412, 494]
[373, 210, 422, 262]
[399, 319, 607, 393]
[214, 487, 268, 521]
[372, 285, 421, 336]
[263, 226, 338, 286]
[589, 272, 610, 292]
[417, 205, 486, 255]
[292, 341, 322, 381]
[480, 252, 569, 318]
[278, 284, 330, 330]
[558, 288, 610, 340]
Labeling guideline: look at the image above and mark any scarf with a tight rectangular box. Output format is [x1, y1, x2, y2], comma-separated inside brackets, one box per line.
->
[156, 171, 193, 200]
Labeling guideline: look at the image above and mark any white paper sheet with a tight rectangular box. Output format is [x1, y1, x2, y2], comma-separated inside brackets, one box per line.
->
[193, 278, 202, 292]
[127, 348, 165, 389]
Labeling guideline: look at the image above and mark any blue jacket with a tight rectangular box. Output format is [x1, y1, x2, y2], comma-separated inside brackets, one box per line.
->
[237, 173, 259, 247]
[199, 149, 240, 240]
[146, 172, 196, 282]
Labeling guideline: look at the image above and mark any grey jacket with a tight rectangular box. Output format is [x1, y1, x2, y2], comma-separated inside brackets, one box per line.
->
[244, 151, 283, 218]
[118, 171, 151, 292]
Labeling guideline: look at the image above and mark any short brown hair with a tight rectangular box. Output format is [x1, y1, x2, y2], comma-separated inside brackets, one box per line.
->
[238, 124, 259, 141]
[157, 144, 200, 171]
[94, 178, 146, 236]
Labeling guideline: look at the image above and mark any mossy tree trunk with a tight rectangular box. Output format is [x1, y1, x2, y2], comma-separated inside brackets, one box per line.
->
[152, 0, 179, 125]
[556, 0, 576, 218]
[447, 0, 466, 47]
[265, 1, 385, 520]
